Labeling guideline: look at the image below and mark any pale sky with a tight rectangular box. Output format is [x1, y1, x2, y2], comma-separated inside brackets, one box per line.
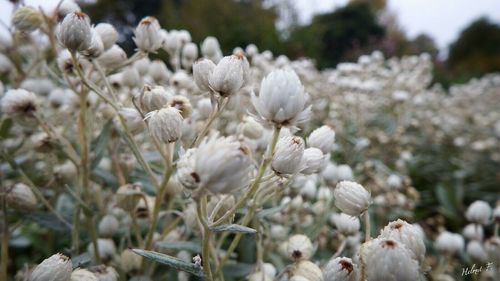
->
[1, 0, 499, 54]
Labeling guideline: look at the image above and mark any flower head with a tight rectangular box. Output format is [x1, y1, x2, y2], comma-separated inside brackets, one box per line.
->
[333, 181, 371, 216]
[57, 12, 92, 52]
[133, 16, 162, 52]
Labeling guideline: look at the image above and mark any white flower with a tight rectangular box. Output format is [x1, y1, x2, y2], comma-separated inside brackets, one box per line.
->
[193, 136, 252, 194]
[300, 147, 324, 174]
[181, 42, 198, 68]
[379, 219, 426, 263]
[29, 253, 72, 281]
[435, 231, 464, 254]
[335, 165, 353, 181]
[292, 260, 323, 281]
[146, 107, 183, 143]
[120, 249, 142, 273]
[363, 238, 420, 281]
[11, 6, 43, 32]
[56, 0, 81, 18]
[308, 125, 335, 154]
[323, 257, 358, 281]
[6, 183, 37, 211]
[71, 269, 98, 281]
[242, 116, 264, 140]
[271, 136, 305, 175]
[1, 88, 38, 120]
[462, 224, 483, 241]
[386, 174, 403, 189]
[133, 16, 162, 52]
[82, 28, 104, 58]
[88, 239, 116, 261]
[201, 36, 222, 62]
[333, 181, 371, 216]
[98, 214, 119, 238]
[466, 241, 488, 262]
[148, 60, 171, 83]
[465, 200, 492, 225]
[331, 213, 360, 236]
[208, 54, 250, 96]
[57, 12, 92, 52]
[193, 58, 216, 92]
[138, 85, 172, 113]
[168, 95, 193, 118]
[252, 68, 311, 127]
[89, 266, 118, 281]
[287, 234, 314, 261]
[118, 107, 144, 134]
[95, 23, 118, 50]
[97, 45, 127, 69]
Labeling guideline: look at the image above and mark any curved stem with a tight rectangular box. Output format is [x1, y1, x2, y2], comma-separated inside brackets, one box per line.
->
[191, 96, 229, 147]
[332, 237, 347, 258]
[197, 195, 214, 281]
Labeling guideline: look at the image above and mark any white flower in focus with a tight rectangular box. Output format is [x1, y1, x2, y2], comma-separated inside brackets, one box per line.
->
[252, 68, 311, 128]
[193, 136, 252, 194]
[95, 23, 118, 50]
[287, 234, 314, 261]
[193, 58, 216, 92]
[379, 219, 426, 263]
[363, 238, 420, 281]
[29, 253, 72, 281]
[271, 136, 305, 175]
[333, 181, 371, 216]
[307, 125, 335, 154]
[133, 16, 162, 52]
[146, 107, 183, 143]
[435, 231, 464, 254]
[300, 147, 324, 174]
[465, 200, 492, 225]
[57, 12, 92, 52]
[208, 54, 250, 96]
[331, 213, 360, 236]
[323, 257, 358, 281]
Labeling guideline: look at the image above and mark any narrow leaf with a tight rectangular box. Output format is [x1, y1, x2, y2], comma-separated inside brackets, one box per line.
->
[132, 249, 204, 277]
[155, 241, 201, 253]
[209, 224, 257, 234]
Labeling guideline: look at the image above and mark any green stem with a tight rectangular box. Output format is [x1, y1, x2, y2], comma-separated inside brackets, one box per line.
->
[197, 195, 214, 281]
[211, 126, 281, 227]
[191, 97, 229, 147]
[1, 194, 8, 281]
[364, 211, 371, 242]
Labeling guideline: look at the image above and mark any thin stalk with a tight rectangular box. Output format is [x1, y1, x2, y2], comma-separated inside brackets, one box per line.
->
[1, 195, 8, 281]
[191, 97, 229, 147]
[197, 195, 213, 281]
[332, 237, 347, 258]
[364, 211, 371, 242]
[211, 126, 281, 227]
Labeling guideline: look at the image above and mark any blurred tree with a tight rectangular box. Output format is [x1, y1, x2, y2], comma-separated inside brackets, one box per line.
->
[350, 0, 387, 12]
[447, 17, 500, 81]
[410, 34, 438, 57]
[289, 2, 385, 68]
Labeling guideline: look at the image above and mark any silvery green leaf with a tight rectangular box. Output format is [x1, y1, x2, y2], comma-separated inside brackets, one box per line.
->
[257, 204, 288, 218]
[72, 253, 91, 268]
[209, 224, 257, 234]
[155, 241, 201, 253]
[132, 249, 204, 277]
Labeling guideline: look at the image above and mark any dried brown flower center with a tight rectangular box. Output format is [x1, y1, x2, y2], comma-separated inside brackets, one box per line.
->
[339, 260, 353, 274]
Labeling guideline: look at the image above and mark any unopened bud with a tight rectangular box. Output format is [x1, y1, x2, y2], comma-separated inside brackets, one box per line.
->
[11, 6, 43, 32]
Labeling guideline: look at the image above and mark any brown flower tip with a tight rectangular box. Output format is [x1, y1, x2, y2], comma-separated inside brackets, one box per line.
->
[292, 137, 302, 145]
[382, 239, 397, 249]
[339, 260, 354, 274]
[392, 222, 404, 230]
[190, 172, 201, 183]
[74, 11, 87, 19]
[233, 52, 245, 60]
[292, 250, 302, 260]
[238, 144, 250, 155]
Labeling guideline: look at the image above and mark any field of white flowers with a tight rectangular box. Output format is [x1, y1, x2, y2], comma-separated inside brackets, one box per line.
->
[0, 2, 499, 281]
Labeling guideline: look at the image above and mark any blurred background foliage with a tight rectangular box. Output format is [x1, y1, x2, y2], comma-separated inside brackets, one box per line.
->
[83, 0, 500, 87]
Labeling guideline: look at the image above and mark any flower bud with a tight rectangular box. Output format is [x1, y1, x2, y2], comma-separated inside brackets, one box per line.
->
[82, 28, 104, 58]
[95, 23, 118, 50]
[193, 136, 252, 194]
[196, 98, 212, 119]
[300, 147, 324, 174]
[193, 58, 215, 92]
[242, 117, 264, 140]
[168, 95, 192, 118]
[333, 181, 371, 216]
[97, 45, 127, 69]
[272, 136, 305, 175]
[56, 1, 81, 19]
[208, 54, 249, 96]
[116, 183, 143, 211]
[87, 239, 116, 262]
[118, 107, 144, 134]
[201, 36, 222, 62]
[11, 6, 43, 32]
[122, 67, 141, 88]
[138, 85, 171, 113]
[1, 88, 38, 122]
[6, 183, 38, 211]
[148, 60, 170, 83]
[379, 219, 426, 263]
[467, 240, 487, 262]
[307, 125, 335, 154]
[462, 224, 483, 241]
[98, 214, 119, 238]
[435, 231, 464, 254]
[57, 12, 92, 52]
[29, 253, 72, 281]
[133, 16, 162, 52]
[287, 234, 314, 261]
[90, 265, 118, 281]
[292, 260, 323, 281]
[331, 213, 360, 236]
[120, 249, 142, 273]
[465, 200, 492, 225]
[146, 107, 183, 143]
[323, 257, 358, 281]
[181, 42, 198, 69]
[252, 68, 311, 127]
[71, 269, 98, 281]
[336, 165, 353, 181]
[386, 174, 403, 190]
[248, 272, 273, 281]
[245, 44, 259, 57]
[363, 238, 420, 281]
